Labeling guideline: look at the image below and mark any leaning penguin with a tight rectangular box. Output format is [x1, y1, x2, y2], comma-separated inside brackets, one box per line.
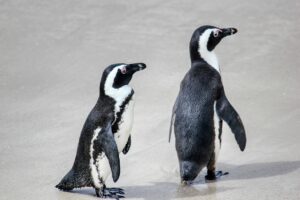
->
[169, 25, 246, 183]
[56, 63, 146, 198]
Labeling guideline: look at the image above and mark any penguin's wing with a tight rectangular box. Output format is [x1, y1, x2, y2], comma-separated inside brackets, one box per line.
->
[216, 86, 246, 151]
[168, 97, 178, 142]
[122, 135, 131, 154]
[98, 122, 120, 182]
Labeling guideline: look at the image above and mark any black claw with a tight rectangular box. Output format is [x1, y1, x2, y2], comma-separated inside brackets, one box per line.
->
[223, 171, 229, 176]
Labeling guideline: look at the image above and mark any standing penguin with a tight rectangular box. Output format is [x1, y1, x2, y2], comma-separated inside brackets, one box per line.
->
[169, 25, 246, 183]
[56, 63, 146, 198]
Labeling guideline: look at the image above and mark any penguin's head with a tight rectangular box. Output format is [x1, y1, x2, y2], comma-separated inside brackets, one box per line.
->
[100, 63, 146, 96]
[190, 25, 237, 61]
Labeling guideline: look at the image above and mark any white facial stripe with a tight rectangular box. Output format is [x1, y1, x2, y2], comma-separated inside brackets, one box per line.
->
[198, 29, 220, 73]
[104, 65, 126, 93]
[90, 127, 102, 188]
[104, 64, 133, 122]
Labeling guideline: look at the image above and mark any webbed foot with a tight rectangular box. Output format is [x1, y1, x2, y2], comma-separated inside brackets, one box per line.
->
[205, 170, 229, 181]
[96, 187, 125, 199]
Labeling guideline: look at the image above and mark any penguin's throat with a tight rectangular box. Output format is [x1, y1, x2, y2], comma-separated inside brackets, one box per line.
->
[104, 85, 132, 123]
[105, 85, 132, 108]
[105, 85, 132, 100]
[198, 48, 220, 73]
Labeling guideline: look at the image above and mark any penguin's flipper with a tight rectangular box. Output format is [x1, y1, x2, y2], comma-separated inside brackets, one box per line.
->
[169, 97, 178, 142]
[216, 89, 246, 151]
[98, 122, 120, 182]
[122, 135, 131, 155]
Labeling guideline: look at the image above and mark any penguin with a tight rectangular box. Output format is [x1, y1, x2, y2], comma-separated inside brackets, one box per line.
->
[169, 25, 246, 183]
[56, 62, 146, 198]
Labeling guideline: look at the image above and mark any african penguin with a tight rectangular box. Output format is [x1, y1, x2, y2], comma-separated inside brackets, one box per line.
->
[169, 25, 246, 183]
[56, 63, 146, 198]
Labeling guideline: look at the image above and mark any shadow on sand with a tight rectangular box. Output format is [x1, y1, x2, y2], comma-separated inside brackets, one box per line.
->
[58, 160, 300, 199]
[215, 160, 300, 181]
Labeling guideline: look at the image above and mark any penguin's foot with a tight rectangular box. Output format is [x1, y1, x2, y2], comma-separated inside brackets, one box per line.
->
[181, 180, 193, 186]
[95, 187, 125, 199]
[205, 170, 229, 181]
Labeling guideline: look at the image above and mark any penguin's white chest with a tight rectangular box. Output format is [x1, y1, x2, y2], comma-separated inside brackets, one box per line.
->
[114, 97, 135, 151]
[92, 97, 135, 186]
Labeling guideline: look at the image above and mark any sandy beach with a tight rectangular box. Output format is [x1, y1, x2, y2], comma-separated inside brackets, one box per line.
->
[1, 0, 299, 199]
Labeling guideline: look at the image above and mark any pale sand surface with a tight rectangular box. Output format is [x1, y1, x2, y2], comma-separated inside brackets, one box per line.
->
[0, 0, 299, 199]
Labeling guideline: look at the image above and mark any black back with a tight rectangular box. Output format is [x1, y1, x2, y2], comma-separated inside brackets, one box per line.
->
[174, 62, 222, 178]
[172, 25, 246, 181]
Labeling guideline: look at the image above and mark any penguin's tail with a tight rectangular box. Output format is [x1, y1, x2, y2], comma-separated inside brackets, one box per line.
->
[180, 161, 203, 182]
[56, 168, 91, 191]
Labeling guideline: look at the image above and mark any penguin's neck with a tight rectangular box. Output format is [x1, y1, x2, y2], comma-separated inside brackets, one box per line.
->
[104, 85, 132, 114]
[190, 49, 220, 73]
[197, 48, 220, 73]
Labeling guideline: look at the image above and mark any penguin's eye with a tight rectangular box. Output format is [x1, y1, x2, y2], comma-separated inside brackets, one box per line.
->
[213, 31, 219, 37]
[120, 67, 127, 74]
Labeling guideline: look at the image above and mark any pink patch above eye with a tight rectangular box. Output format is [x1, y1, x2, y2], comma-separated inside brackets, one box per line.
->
[121, 67, 127, 74]
[214, 29, 222, 37]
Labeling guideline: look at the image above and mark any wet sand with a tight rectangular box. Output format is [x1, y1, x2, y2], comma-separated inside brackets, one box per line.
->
[0, 0, 299, 199]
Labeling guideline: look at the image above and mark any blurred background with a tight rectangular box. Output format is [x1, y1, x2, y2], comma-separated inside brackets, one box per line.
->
[0, 0, 299, 199]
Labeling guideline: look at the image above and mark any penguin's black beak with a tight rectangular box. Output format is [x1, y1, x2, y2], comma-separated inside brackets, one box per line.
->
[127, 63, 146, 74]
[221, 27, 238, 37]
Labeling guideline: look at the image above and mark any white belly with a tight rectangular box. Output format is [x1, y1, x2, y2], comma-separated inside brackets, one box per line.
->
[95, 97, 135, 183]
